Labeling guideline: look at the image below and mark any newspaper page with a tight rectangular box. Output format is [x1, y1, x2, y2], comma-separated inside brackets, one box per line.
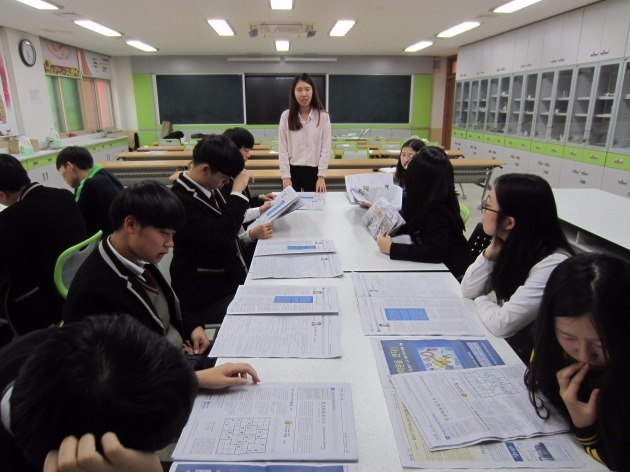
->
[390, 365, 569, 451]
[209, 315, 341, 358]
[249, 186, 303, 229]
[350, 184, 403, 210]
[352, 272, 462, 299]
[172, 383, 358, 462]
[344, 172, 393, 203]
[249, 253, 343, 279]
[254, 240, 337, 257]
[227, 285, 339, 315]
[361, 197, 405, 239]
[170, 464, 359, 472]
[296, 192, 326, 210]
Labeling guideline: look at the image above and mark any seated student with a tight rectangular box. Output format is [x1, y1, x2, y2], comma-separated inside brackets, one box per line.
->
[0, 314, 259, 471]
[0, 154, 86, 336]
[394, 138, 425, 192]
[461, 173, 574, 361]
[171, 135, 267, 325]
[56, 146, 124, 235]
[63, 181, 210, 357]
[376, 146, 471, 279]
[525, 253, 630, 471]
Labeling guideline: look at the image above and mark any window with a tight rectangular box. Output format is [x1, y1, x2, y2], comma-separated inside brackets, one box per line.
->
[47, 76, 114, 134]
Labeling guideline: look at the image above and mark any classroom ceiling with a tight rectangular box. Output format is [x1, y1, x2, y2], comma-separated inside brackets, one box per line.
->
[1, 0, 601, 58]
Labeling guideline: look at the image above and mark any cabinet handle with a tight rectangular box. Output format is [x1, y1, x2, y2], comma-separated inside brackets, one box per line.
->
[535, 145, 541, 150]
[588, 154, 597, 160]
[559, 58, 565, 62]
[569, 151, 577, 156]
[618, 179, 628, 185]
[501, 67, 505, 71]
[614, 159, 625, 164]
[581, 171, 589, 176]
[551, 147, 557, 152]
[601, 49, 609, 55]
[572, 169, 580, 174]
[551, 59, 558, 63]
[591, 51, 598, 57]
[538, 161, 544, 165]
[544, 163, 550, 167]
[543, 170, 549, 175]
[579, 179, 587, 184]
[527, 62, 532, 66]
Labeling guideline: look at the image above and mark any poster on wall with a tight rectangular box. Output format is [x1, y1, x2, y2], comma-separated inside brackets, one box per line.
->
[0, 36, 18, 136]
[41, 38, 80, 77]
[79, 50, 111, 79]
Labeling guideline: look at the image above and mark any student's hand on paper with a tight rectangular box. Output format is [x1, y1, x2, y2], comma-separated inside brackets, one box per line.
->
[316, 177, 327, 193]
[259, 193, 275, 201]
[184, 326, 211, 355]
[359, 201, 373, 209]
[196, 362, 261, 389]
[258, 201, 273, 214]
[556, 362, 600, 429]
[233, 170, 253, 193]
[483, 236, 504, 261]
[249, 222, 273, 241]
[376, 233, 392, 255]
[282, 178, 292, 189]
[43, 432, 162, 472]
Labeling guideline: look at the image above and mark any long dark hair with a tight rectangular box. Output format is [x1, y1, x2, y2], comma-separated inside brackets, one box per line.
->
[394, 138, 425, 182]
[525, 253, 630, 470]
[490, 174, 573, 300]
[287, 73, 326, 131]
[403, 146, 464, 231]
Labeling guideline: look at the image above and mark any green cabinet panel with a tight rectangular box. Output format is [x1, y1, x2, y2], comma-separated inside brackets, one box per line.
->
[24, 154, 57, 171]
[468, 131, 484, 142]
[563, 146, 584, 162]
[530, 141, 564, 157]
[583, 149, 606, 167]
[504, 137, 531, 151]
[485, 134, 505, 146]
[605, 152, 630, 172]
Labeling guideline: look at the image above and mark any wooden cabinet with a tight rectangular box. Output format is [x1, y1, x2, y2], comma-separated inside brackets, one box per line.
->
[578, 0, 630, 63]
[541, 9, 583, 68]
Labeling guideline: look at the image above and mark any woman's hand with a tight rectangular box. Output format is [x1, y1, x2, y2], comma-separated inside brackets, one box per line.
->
[258, 201, 273, 214]
[483, 236, 504, 261]
[359, 201, 373, 209]
[282, 178, 292, 189]
[556, 362, 600, 429]
[376, 233, 392, 255]
[259, 193, 275, 201]
[316, 177, 326, 193]
[183, 326, 210, 355]
[249, 222, 273, 241]
[196, 362, 261, 389]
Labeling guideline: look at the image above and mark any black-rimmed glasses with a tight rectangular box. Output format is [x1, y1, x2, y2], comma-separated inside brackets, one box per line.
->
[481, 196, 500, 214]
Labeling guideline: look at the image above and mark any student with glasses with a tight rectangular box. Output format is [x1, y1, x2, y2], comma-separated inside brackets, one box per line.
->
[461, 173, 574, 361]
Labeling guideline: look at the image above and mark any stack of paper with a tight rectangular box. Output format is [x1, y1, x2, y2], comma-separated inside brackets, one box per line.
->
[296, 191, 326, 210]
[170, 464, 358, 472]
[361, 197, 405, 239]
[253, 240, 337, 257]
[344, 172, 395, 204]
[352, 272, 484, 336]
[172, 383, 358, 462]
[249, 186, 304, 229]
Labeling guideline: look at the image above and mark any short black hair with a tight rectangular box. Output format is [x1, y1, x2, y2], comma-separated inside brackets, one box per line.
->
[223, 127, 255, 150]
[11, 315, 198, 466]
[56, 146, 94, 170]
[0, 153, 30, 192]
[110, 180, 186, 231]
[192, 134, 244, 178]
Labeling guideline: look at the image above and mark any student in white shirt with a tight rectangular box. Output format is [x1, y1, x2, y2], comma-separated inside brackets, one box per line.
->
[278, 73, 331, 192]
[460, 173, 574, 361]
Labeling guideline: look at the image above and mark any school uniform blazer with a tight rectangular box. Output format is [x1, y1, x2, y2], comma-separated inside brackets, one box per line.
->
[77, 168, 123, 236]
[389, 202, 472, 279]
[221, 180, 263, 208]
[63, 241, 200, 339]
[170, 173, 250, 313]
[0, 183, 86, 335]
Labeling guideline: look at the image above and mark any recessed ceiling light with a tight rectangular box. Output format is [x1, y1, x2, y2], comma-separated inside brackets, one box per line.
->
[276, 40, 290, 52]
[74, 20, 121, 37]
[270, 0, 293, 9]
[494, 0, 542, 13]
[15, 0, 58, 9]
[126, 40, 157, 52]
[437, 21, 480, 38]
[207, 19, 235, 36]
[329, 20, 355, 37]
[404, 41, 433, 53]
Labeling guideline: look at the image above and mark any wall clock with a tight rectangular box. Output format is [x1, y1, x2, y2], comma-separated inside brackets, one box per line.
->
[19, 39, 36, 67]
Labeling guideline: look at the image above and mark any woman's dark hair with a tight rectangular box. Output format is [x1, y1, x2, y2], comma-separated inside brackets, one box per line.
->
[525, 253, 630, 470]
[394, 138, 426, 182]
[490, 173, 573, 300]
[0, 153, 30, 193]
[288, 73, 326, 131]
[403, 146, 464, 231]
[223, 127, 255, 150]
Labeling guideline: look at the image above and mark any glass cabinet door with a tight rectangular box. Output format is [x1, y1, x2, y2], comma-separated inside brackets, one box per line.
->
[588, 61, 621, 148]
[469, 79, 480, 129]
[461, 81, 471, 130]
[549, 68, 574, 142]
[453, 82, 463, 128]
[567, 65, 596, 146]
[487, 77, 500, 133]
[521, 72, 539, 138]
[534, 71, 555, 140]
[506, 74, 524, 136]
[475, 78, 489, 131]
[496, 76, 511, 134]
[611, 60, 630, 153]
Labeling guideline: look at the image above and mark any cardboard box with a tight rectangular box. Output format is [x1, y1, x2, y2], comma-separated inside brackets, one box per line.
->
[30, 139, 40, 152]
[8, 137, 19, 154]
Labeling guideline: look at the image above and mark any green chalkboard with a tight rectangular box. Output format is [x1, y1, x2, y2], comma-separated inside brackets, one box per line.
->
[156, 75, 244, 124]
[329, 75, 411, 123]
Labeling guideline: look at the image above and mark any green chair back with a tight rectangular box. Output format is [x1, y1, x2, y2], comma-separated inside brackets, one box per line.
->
[342, 149, 370, 159]
[459, 202, 470, 224]
[54, 230, 103, 299]
[335, 142, 358, 150]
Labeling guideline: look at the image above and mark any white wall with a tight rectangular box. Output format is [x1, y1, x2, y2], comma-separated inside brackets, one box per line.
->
[111, 56, 138, 131]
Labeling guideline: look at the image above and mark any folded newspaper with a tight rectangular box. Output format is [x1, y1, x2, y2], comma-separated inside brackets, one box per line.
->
[248, 186, 303, 229]
[362, 197, 405, 239]
[345, 173, 401, 207]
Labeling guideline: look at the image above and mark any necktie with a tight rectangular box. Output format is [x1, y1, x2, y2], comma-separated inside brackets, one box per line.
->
[209, 190, 220, 212]
[141, 269, 159, 292]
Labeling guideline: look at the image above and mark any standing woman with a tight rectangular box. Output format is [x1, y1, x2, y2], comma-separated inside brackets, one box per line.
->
[460, 173, 574, 361]
[278, 73, 331, 192]
[525, 253, 630, 470]
[376, 146, 471, 279]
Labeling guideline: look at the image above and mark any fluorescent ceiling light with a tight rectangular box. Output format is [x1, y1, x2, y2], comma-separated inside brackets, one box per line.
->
[329, 20, 355, 37]
[126, 40, 157, 52]
[270, 0, 293, 9]
[404, 41, 433, 52]
[275, 40, 290, 52]
[284, 57, 338, 62]
[74, 20, 121, 37]
[494, 0, 542, 13]
[207, 19, 235, 36]
[227, 56, 281, 62]
[15, 0, 58, 9]
[437, 21, 480, 38]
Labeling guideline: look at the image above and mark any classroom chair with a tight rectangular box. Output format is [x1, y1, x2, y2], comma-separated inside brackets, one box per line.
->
[54, 230, 103, 299]
[379, 142, 401, 151]
[342, 149, 370, 159]
[467, 222, 492, 259]
[335, 142, 359, 150]
[269, 143, 279, 151]
[459, 202, 470, 224]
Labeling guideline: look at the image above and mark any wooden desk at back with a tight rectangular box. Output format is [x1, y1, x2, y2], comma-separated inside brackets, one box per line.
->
[100, 159, 191, 186]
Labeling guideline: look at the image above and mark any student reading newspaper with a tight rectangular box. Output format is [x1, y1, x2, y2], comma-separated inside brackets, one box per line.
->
[362, 197, 405, 240]
[248, 186, 304, 229]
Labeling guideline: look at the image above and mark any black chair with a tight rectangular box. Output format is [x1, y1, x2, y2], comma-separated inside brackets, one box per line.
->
[467, 222, 492, 259]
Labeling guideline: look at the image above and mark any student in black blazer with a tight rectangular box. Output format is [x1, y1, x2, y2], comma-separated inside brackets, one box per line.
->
[56, 146, 124, 235]
[171, 135, 267, 325]
[0, 154, 86, 336]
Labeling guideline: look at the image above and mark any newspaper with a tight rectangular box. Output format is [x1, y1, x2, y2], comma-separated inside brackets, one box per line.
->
[253, 239, 337, 256]
[362, 197, 405, 239]
[344, 172, 394, 204]
[227, 285, 339, 315]
[249, 186, 303, 229]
